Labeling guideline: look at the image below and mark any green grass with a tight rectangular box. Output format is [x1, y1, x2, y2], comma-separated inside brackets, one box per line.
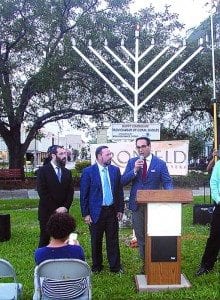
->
[0, 196, 219, 299]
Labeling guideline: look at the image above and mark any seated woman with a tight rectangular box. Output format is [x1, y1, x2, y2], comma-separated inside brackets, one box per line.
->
[34, 212, 85, 265]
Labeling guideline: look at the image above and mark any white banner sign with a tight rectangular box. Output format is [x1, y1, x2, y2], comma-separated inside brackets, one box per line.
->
[90, 140, 189, 176]
[110, 123, 160, 140]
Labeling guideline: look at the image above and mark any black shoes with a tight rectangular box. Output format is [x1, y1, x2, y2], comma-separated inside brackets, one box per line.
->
[111, 269, 124, 274]
[92, 266, 103, 273]
[92, 266, 124, 274]
[195, 266, 212, 276]
[111, 267, 124, 274]
[110, 266, 124, 274]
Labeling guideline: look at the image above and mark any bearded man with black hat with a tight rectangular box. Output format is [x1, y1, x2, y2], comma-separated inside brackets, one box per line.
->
[37, 145, 74, 247]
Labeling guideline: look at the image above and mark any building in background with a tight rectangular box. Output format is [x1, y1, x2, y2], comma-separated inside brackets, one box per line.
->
[0, 125, 84, 169]
[0, 136, 8, 163]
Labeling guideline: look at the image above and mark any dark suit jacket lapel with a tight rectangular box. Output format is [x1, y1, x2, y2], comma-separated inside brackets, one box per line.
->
[47, 163, 58, 182]
[60, 167, 66, 183]
[108, 165, 115, 191]
[148, 155, 156, 174]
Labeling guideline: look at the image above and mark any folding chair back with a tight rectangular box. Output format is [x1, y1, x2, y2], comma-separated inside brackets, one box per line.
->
[0, 259, 16, 279]
[33, 259, 91, 300]
[0, 259, 22, 300]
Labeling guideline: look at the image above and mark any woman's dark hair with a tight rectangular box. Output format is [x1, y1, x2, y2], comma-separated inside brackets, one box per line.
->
[46, 213, 76, 239]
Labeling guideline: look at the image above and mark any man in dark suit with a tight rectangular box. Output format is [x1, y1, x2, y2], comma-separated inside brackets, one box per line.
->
[37, 145, 74, 247]
[121, 137, 173, 264]
[80, 145, 124, 273]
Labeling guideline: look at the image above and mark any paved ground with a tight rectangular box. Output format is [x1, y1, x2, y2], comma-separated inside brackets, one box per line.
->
[0, 187, 210, 200]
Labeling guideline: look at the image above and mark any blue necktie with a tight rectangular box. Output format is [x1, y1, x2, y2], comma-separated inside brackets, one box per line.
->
[56, 167, 61, 182]
[102, 167, 112, 206]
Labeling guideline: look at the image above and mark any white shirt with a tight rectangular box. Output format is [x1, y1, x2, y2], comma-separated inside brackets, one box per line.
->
[50, 161, 61, 177]
[145, 153, 152, 171]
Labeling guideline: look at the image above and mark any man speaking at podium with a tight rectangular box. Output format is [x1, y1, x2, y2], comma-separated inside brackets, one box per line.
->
[121, 137, 173, 270]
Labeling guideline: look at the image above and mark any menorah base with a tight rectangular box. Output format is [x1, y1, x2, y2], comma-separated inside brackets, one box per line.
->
[135, 273, 191, 292]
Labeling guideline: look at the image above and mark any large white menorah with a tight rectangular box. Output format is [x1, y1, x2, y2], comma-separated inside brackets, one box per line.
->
[72, 26, 203, 122]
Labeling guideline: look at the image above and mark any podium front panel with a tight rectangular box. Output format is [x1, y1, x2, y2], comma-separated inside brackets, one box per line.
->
[147, 203, 181, 236]
[146, 236, 181, 285]
[151, 236, 177, 262]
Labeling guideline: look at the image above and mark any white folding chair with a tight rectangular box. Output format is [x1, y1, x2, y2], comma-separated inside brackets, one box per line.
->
[33, 259, 91, 300]
[0, 259, 23, 300]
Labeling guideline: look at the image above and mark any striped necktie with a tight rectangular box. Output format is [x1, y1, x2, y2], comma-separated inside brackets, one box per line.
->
[56, 167, 61, 182]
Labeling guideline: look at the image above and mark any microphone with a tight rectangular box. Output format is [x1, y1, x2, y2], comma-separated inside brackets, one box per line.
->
[139, 155, 144, 169]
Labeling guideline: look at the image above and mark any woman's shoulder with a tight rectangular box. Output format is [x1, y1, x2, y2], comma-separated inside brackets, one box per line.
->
[67, 244, 84, 251]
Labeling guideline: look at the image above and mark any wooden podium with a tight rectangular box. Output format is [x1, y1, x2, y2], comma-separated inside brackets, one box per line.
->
[135, 189, 193, 292]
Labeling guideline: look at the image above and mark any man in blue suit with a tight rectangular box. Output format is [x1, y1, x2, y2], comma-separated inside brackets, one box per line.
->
[80, 145, 124, 273]
[121, 137, 173, 266]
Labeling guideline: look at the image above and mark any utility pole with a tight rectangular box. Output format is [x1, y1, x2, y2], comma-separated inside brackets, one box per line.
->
[210, 1, 218, 154]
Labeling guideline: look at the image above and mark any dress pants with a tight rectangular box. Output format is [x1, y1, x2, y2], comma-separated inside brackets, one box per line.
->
[201, 204, 220, 269]
[132, 205, 145, 260]
[89, 205, 121, 272]
[38, 218, 50, 247]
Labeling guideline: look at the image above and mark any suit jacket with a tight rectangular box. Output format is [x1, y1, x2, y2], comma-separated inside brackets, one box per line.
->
[80, 163, 124, 223]
[37, 163, 74, 222]
[121, 154, 173, 211]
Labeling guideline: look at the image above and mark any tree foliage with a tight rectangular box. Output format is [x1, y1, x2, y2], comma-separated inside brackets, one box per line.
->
[0, 0, 184, 169]
[161, 127, 207, 161]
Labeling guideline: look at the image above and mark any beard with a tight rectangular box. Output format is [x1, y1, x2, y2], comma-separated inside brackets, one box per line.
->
[56, 156, 66, 167]
[104, 160, 111, 166]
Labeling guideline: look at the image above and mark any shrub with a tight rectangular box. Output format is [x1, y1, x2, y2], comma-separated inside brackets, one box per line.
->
[75, 160, 91, 173]
[25, 171, 36, 177]
[71, 169, 80, 187]
[0, 161, 8, 168]
[72, 160, 91, 188]
[173, 171, 210, 188]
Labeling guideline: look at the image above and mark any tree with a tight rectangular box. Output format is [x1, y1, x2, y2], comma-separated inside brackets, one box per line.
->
[0, 0, 127, 170]
[155, 4, 220, 145]
[0, 0, 183, 171]
[130, 4, 220, 144]
[161, 127, 206, 162]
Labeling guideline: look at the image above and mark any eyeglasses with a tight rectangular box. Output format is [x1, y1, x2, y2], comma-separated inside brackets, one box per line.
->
[136, 145, 148, 150]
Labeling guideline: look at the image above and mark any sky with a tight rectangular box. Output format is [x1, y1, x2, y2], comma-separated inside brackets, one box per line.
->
[131, 0, 211, 32]
[46, 0, 212, 137]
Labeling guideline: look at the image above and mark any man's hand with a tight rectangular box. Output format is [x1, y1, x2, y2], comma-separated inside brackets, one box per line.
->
[134, 158, 144, 173]
[55, 206, 68, 213]
[213, 150, 218, 157]
[84, 215, 92, 225]
[117, 212, 123, 221]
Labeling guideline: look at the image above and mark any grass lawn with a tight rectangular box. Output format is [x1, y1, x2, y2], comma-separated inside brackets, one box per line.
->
[0, 196, 219, 299]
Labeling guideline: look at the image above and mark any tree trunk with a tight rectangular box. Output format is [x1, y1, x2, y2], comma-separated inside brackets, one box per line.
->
[1, 122, 37, 180]
[4, 126, 26, 179]
[7, 143, 25, 179]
